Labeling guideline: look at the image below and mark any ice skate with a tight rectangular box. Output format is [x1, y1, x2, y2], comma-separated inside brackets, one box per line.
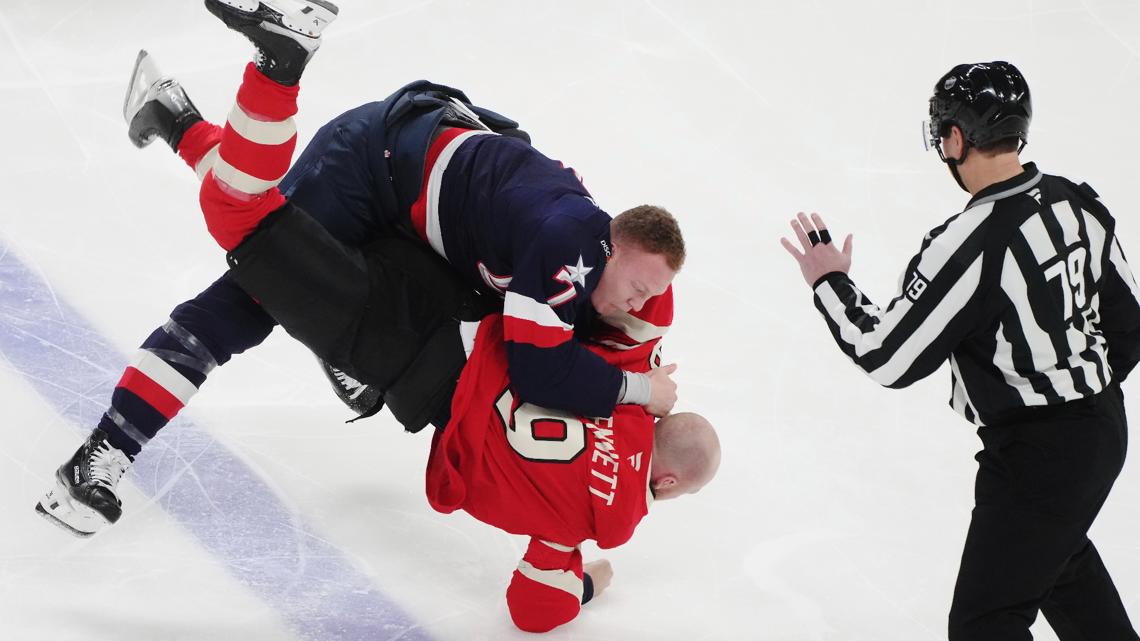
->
[320, 359, 383, 417]
[123, 50, 203, 151]
[204, 0, 340, 86]
[35, 429, 134, 538]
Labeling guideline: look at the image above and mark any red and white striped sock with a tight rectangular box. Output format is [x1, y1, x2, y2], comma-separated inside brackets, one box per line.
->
[177, 121, 223, 180]
[199, 63, 301, 250]
[115, 350, 202, 425]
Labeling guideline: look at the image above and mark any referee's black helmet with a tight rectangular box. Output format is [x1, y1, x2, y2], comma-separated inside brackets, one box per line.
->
[927, 61, 1032, 159]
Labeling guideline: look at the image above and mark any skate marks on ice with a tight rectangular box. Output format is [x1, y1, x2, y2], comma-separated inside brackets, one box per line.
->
[0, 239, 434, 641]
[742, 528, 943, 640]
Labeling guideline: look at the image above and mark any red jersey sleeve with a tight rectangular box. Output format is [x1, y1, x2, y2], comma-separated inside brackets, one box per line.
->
[506, 538, 584, 633]
[591, 285, 673, 352]
[588, 286, 673, 375]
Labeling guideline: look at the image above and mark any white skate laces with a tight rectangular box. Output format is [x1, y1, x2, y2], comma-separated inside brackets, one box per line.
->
[88, 440, 132, 490]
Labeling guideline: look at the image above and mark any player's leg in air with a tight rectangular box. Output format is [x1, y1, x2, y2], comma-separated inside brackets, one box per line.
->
[35, 0, 339, 537]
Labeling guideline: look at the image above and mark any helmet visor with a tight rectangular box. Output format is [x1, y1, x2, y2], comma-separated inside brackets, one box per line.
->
[922, 119, 948, 161]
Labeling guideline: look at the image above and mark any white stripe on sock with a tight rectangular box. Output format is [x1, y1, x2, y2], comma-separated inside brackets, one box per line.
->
[226, 104, 297, 146]
[212, 155, 282, 195]
[129, 350, 199, 406]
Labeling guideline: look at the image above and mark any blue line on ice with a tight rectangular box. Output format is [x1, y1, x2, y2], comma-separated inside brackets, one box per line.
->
[0, 241, 433, 641]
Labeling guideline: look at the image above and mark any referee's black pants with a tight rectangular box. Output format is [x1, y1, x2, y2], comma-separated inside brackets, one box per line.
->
[949, 383, 1138, 641]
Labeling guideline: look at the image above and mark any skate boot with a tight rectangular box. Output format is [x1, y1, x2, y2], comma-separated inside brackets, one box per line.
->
[204, 0, 340, 86]
[319, 359, 383, 417]
[35, 428, 134, 538]
[123, 50, 203, 151]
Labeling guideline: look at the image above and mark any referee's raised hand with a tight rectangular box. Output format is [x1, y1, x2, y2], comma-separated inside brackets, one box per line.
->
[780, 212, 853, 287]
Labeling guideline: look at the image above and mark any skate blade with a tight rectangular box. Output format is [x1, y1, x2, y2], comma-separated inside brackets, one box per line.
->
[34, 482, 107, 538]
[124, 49, 161, 124]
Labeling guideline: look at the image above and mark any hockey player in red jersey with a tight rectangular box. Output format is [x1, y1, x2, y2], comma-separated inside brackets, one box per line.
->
[428, 291, 720, 633]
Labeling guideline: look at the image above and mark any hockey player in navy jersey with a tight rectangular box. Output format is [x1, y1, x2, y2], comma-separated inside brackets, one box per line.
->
[37, 0, 686, 538]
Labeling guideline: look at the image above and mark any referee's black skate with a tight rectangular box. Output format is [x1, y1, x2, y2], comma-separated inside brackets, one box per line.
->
[35, 429, 134, 538]
[204, 0, 339, 86]
[123, 50, 203, 151]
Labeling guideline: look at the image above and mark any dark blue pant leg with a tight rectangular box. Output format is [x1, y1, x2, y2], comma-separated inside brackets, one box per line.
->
[99, 274, 275, 456]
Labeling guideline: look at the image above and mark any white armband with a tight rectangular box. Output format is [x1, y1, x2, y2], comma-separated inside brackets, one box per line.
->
[618, 371, 651, 406]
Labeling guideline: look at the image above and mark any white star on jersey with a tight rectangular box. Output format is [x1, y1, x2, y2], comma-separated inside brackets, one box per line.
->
[547, 255, 594, 306]
[564, 255, 593, 288]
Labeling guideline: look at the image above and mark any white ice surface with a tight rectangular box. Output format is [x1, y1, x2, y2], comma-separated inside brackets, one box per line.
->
[4, 1, 1140, 640]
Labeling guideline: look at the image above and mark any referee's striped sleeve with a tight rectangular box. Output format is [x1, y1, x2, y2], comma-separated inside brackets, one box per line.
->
[1100, 235, 1140, 381]
[812, 212, 992, 388]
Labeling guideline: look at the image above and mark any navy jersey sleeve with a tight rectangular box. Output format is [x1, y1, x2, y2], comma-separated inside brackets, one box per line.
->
[502, 216, 623, 417]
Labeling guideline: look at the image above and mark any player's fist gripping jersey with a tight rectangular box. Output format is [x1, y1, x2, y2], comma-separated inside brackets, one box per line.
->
[425, 288, 672, 632]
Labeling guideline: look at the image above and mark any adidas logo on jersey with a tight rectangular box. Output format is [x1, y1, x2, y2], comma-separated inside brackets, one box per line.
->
[627, 452, 643, 472]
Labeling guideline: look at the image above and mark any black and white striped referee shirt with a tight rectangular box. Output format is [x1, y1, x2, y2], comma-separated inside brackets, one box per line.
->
[813, 163, 1140, 426]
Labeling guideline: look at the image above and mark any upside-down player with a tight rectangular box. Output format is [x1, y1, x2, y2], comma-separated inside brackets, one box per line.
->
[428, 299, 720, 632]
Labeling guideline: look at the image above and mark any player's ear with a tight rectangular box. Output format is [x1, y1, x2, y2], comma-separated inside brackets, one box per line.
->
[945, 125, 966, 160]
[651, 475, 677, 491]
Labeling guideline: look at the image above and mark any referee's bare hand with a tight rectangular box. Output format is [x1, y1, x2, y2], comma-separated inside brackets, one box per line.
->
[780, 212, 853, 287]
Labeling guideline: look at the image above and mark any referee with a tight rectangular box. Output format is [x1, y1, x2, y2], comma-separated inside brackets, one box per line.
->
[782, 61, 1140, 640]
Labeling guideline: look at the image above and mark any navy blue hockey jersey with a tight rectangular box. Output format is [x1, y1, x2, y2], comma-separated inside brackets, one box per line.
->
[278, 87, 643, 418]
[412, 128, 623, 417]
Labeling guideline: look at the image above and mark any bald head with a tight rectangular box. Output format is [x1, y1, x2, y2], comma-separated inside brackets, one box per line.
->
[650, 412, 720, 500]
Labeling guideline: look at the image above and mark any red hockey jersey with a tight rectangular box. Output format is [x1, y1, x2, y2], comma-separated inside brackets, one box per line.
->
[425, 288, 672, 632]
